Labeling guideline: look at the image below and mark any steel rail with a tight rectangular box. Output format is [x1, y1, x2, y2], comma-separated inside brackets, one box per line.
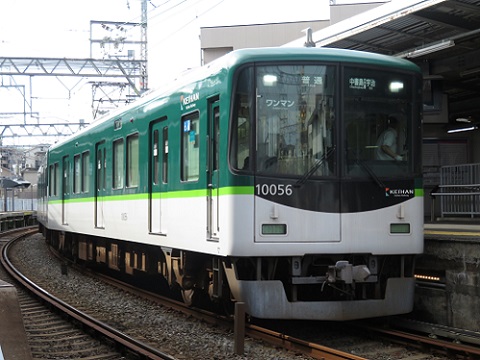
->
[1, 232, 176, 360]
[37, 232, 463, 360]
[49, 242, 368, 360]
[246, 324, 368, 360]
[357, 322, 480, 358]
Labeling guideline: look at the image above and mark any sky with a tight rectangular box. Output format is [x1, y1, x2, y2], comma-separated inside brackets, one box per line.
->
[0, 0, 330, 83]
[0, 0, 382, 145]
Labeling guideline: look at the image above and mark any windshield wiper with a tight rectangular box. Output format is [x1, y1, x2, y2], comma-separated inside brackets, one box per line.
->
[294, 146, 335, 188]
[356, 159, 386, 189]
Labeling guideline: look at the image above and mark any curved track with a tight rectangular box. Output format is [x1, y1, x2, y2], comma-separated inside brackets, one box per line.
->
[17, 291, 121, 359]
[36, 237, 465, 360]
[51, 244, 367, 360]
[3, 229, 370, 360]
[4, 228, 479, 360]
[1, 228, 175, 360]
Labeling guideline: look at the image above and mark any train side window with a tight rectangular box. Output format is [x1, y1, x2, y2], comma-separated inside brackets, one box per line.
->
[63, 156, 70, 196]
[49, 162, 60, 196]
[82, 151, 90, 193]
[127, 133, 139, 187]
[230, 66, 253, 171]
[153, 130, 159, 185]
[48, 165, 52, 196]
[163, 126, 168, 184]
[181, 112, 200, 181]
[113, 138, 125, 189]
[74, 155, 81, 194]
[54, 163, 59, 196]
[49, 164, 56, 196]
[213, 106, 219, 171]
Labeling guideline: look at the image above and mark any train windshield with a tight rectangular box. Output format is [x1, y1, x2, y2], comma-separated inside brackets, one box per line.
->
[343, 67, 419, 178]
[230, 63, 420, 179]
[255, 64, 336, 176]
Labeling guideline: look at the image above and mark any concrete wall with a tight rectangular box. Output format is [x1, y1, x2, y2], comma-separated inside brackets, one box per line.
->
[201, 20, 329, 64]
[200, 2, 388, 64]
[415, 237, 480, 331]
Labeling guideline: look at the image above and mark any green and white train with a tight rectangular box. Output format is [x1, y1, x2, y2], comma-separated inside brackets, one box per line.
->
[38, 47, 423, 320]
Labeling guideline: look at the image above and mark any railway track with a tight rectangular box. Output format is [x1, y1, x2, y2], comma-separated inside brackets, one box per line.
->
[1, 228, 175, 360]
[3, 230, 366, 359]
[3, 229, 480, 359]
[257, 312, 480, 359]
[17, 291, 121, 359]
[355, 319, 480, 359]
[47, 243, 363, 360]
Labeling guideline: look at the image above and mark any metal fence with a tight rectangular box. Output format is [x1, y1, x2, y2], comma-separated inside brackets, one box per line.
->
[0, 198, 37, 212]
[433, 163, 480, 219]
[0, 187, 37, 212]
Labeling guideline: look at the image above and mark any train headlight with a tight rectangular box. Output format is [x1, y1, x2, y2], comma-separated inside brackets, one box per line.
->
[389, 81, 404, 93]
[263, 74, 277, 86]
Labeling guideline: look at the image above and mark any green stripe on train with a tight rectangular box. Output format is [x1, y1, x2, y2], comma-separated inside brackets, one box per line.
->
[415, 188, 424, 197]
[48, 186, 255, 204]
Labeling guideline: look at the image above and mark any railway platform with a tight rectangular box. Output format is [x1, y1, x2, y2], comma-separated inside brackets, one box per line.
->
[0, 211, 36, 359]
[0, 280, 33, 360]
[0, 211, 36, 232]
[414, 219, 480, 333]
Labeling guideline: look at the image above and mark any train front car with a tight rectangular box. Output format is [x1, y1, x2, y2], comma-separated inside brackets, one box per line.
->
[225, 48, 423, 320]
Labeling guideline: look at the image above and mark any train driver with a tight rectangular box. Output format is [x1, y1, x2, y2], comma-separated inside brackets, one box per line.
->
[375, 116, 403, 161]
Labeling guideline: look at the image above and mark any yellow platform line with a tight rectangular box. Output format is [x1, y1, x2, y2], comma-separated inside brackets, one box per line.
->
[424, 230, 480, 237]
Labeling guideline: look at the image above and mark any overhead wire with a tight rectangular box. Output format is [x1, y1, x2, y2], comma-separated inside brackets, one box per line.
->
[89, 0, 226, 57]
[1, 0, 226, 147]
[147, 0, 225, 49]
[106, 0, 189, 31]
[112, 0, 225, 41]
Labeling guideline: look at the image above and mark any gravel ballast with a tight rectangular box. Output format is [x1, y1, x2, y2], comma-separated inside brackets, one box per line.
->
[10, 233, 312, 359]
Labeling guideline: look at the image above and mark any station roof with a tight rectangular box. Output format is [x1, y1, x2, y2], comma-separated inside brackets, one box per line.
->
[0, 177, 30, 189]
[285, 0, 480, 123]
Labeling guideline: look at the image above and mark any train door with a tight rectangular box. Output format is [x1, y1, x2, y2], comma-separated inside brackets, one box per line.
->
[207, 100, 220, 240]
[95, 141, 106, 228]
[62, 155, 69, 225]
[149, 119, 168, 234]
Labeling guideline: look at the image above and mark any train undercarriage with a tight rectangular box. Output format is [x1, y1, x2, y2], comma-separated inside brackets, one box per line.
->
[40, 225, 416, 319]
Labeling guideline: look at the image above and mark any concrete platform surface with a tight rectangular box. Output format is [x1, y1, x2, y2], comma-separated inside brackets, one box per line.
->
[0, 280, 32, 360]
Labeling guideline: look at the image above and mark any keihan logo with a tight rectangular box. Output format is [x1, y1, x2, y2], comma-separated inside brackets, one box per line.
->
[385, 188, 415, 198]
[180, 92, 200, 110]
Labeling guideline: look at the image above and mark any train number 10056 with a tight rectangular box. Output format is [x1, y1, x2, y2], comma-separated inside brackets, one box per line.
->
[255, 184, 293, 196]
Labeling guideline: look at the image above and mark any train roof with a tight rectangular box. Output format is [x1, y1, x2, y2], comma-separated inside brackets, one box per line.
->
[224, 47, 421, 72]
[47, 47, 420, 151]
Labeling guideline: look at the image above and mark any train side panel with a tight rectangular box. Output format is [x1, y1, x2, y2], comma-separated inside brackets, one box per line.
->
[42, 189, 422, 258]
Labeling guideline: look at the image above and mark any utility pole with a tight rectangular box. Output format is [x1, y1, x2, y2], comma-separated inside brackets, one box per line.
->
[141, 0, 148, 92]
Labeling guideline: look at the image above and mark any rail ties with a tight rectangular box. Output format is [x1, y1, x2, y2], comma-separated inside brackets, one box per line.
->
[1, 229, 174, 360]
